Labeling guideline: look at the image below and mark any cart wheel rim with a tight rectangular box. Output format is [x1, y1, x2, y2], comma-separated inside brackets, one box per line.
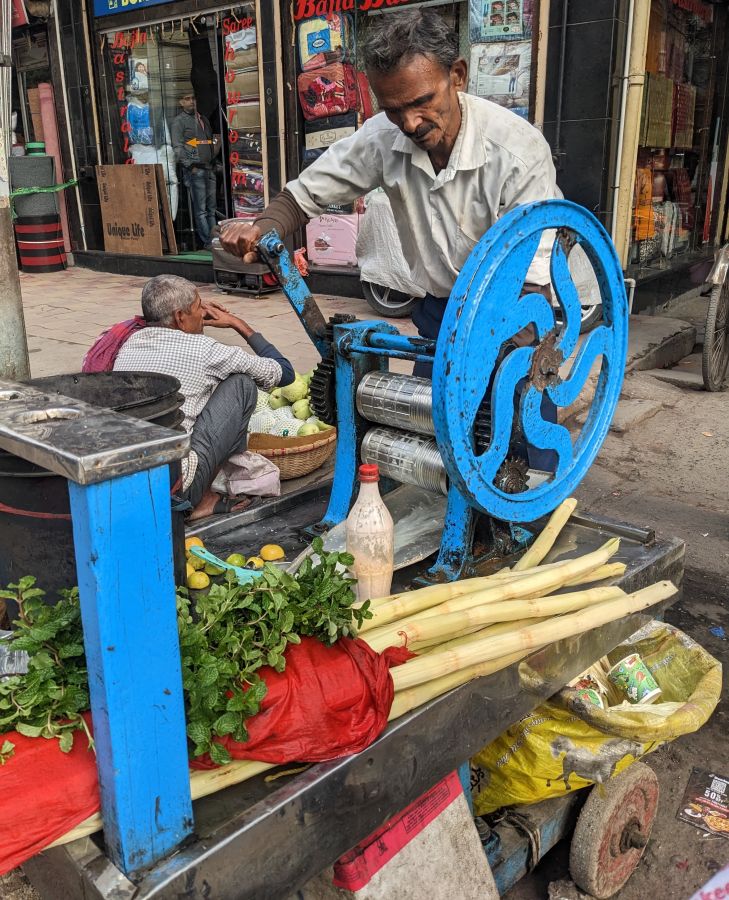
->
[570, 762, 659, 899]
[596, 780, 658, 890]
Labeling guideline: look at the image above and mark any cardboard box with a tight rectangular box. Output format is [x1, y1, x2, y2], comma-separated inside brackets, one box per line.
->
[306, 212, 359, 267]
[96, 164, 164, 257]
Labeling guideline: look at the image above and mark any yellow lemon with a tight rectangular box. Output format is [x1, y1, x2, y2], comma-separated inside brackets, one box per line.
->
[260, 544, 285, 562]
[188, 554, 206, 571]
[186, 571, 210, 590]
[204, 562, 225, 576]
[186, 562, 195, 579]
[226, 552, 247, 568]
[246, 556, 264, 570]
[185, 536, 204, 558]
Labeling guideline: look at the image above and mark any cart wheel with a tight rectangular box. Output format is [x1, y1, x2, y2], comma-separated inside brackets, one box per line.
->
[569, 762, 659, 899]
[702, 279, 729, 391]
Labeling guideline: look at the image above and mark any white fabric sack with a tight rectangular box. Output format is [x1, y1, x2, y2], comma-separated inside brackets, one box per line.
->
[211, 451, 281, 498]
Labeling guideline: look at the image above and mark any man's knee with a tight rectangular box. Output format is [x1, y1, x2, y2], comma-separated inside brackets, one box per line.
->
[224, 373, 258, 413]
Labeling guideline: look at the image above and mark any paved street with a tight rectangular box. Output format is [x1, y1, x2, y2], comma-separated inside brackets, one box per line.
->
[18, 267, 418, 380]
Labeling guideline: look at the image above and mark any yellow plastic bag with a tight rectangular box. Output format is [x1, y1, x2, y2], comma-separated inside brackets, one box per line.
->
[471, 621, 721, 815]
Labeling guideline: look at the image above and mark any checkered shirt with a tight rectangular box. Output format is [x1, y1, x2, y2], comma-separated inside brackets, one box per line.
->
[114, 327, 282, 489]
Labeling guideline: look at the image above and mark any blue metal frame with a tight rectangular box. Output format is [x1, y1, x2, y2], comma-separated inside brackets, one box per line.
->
[432, 199, 629, 523]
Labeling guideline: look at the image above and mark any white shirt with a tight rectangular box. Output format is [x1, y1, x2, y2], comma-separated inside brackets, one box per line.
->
[287, 93, 561, 297]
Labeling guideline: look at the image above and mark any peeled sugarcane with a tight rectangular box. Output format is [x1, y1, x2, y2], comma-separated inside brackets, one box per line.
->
[414, 616, 549, 653]
[360, 538, 621, 634]
[388, 649, 530, 720]
[364, 585, 626, 654]
[390, 580, 678, 693]
[513, 498, 578, 571]
[405, 539, 621, 626]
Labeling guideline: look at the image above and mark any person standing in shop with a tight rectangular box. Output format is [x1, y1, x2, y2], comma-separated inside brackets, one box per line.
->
[171, 90, 220, 249]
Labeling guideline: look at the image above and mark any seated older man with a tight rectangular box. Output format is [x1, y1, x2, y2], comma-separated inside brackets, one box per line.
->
[114, 274, 294, 520]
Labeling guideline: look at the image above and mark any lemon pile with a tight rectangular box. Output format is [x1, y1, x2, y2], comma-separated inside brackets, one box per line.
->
[184, 537, 286, 590]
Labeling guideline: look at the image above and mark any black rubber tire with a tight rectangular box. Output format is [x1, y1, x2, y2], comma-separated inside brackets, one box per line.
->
[702, 280, 729, 391]
[361, 280, 417, 318]
[569, 761, 659, 899]
[580, 303, 603, 333]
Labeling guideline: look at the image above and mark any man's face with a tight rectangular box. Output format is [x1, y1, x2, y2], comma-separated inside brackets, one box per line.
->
[368, 54, 467, 156]
[176, 294, 204, 334]
[180, 94, 196, 114]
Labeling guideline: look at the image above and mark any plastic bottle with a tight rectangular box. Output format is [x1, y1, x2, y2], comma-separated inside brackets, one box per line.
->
[346, 464, 394, 604]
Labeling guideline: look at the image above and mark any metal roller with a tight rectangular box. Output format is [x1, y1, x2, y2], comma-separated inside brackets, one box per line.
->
[356, 372, 434, 436]
[361, 426, 447, 495]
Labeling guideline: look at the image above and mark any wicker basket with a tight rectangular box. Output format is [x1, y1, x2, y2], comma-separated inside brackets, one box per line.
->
[248, 429, 337, 480]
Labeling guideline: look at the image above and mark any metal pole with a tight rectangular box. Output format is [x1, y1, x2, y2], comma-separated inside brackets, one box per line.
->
[0, 0, 30, 381]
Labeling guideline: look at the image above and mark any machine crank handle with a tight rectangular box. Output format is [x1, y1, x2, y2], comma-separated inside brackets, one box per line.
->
[257, 230, 331, 358]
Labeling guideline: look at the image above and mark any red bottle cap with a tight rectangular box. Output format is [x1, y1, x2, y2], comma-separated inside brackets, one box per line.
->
[359, 464, 380, 482]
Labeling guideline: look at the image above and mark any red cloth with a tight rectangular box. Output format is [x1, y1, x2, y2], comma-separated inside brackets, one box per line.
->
[192, 637, 413, 767]
[81, 316, 146, 373]
[0, 638, 413, 874]
[0, 714, 99, 875]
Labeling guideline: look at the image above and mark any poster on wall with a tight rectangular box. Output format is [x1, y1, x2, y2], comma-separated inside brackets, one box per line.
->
[469, 0, 533, 41]
[468, 40, 532, 118]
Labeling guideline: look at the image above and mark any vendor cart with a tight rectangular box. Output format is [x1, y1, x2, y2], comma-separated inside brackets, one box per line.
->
[0, 200, 685, 898]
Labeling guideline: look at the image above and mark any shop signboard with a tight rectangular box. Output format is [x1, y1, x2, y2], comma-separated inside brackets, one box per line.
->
[94, 0, 176, 17]
[96, 164, 164, 257]
[293, 0, 420, 20]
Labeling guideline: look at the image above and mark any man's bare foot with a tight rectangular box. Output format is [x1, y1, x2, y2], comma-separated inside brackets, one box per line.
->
[188, 490, 254, 521]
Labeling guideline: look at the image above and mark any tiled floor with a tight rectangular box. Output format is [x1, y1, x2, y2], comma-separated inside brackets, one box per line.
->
[18, 266, 418, 379]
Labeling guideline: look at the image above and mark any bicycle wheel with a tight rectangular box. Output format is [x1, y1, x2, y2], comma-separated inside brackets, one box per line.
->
[702, 279, 729, 391]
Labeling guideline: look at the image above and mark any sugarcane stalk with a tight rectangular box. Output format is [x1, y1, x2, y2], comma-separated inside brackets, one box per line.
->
[359, 538, 621, 634]
[390, 581, 677, 692]
[513, 498, 577, 571]
[364, 586, 626, 654]
[564, 562, 626, 587]
[414, 617, 549, 653]
[48, 758, 273, 848]
[388, 650, 531, 720]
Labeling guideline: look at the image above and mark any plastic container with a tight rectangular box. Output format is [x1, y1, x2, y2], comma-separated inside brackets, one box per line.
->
[345, 464, 394, 604]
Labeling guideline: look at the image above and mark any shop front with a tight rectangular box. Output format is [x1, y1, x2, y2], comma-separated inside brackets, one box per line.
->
[283, 0, 547, 299]
[624, 0, 729, 305]
[66, 0, 285, 278]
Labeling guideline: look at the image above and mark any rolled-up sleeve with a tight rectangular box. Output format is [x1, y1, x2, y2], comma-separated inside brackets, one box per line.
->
[499, 132, 562, 286]
[286, 118, 386, 217]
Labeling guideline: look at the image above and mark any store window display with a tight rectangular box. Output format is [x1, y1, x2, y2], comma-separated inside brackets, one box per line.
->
[97, 4, 265, 254]
[628, 0, 725, 276]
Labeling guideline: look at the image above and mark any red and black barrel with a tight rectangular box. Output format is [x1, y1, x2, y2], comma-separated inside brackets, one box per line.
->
[14, 214, 67, 273]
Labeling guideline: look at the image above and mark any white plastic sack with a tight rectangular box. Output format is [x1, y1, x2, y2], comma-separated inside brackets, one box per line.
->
[356, 190, 425, 298]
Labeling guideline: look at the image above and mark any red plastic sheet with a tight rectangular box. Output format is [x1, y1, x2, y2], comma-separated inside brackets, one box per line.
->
[0, 637, 412, 874]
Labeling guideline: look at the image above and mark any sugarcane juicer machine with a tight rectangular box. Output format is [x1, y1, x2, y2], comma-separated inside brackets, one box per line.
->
[258, 199, 628, 577]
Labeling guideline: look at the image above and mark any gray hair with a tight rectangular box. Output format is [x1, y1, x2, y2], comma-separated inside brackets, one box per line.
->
[360, 9, 460, 75]
[141, 275, 198, 325]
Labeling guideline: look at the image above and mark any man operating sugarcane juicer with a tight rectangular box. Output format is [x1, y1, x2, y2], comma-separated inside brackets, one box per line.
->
[219, 8, 560, 471]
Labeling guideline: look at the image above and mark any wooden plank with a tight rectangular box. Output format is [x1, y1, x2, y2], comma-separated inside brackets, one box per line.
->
[155, 164, 178, 256]
[68, 466, 193, 875]
[96, 164, 164, 257]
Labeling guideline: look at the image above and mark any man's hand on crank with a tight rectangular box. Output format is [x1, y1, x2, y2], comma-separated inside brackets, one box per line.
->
[219, 221, 262, 264]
